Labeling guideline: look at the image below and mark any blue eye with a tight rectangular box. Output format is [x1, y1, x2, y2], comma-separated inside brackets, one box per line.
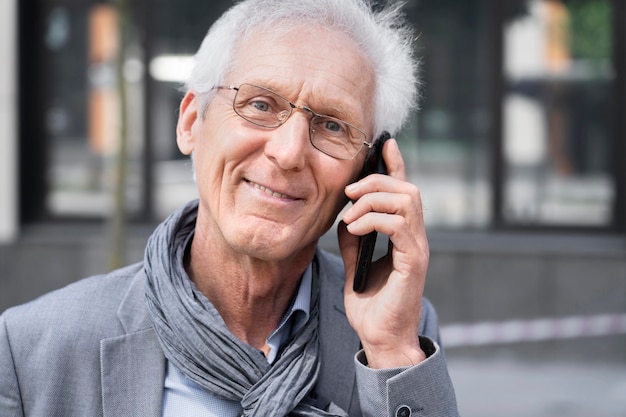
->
[251, 100, 270, 112]
[324, 120, 342, 132]
[314, 117, 348, 136]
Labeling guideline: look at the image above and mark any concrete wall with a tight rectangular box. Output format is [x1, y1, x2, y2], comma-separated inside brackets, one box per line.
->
[425, 232, 626, 363]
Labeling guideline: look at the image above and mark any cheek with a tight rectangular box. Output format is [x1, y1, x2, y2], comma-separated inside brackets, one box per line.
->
[318, 161, 362, 209]
[192, 117, 251, 171]
[190, 121, 231, 200]
[199, 113, 263, 159]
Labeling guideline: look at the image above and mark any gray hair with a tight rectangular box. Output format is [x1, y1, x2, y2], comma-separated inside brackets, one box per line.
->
[185, 0, 419, 139]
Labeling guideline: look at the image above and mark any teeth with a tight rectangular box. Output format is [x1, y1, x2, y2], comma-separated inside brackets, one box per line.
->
[252, 182, 291, 199]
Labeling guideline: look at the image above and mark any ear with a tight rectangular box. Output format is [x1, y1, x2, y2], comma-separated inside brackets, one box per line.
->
[176, 92, 199, 155]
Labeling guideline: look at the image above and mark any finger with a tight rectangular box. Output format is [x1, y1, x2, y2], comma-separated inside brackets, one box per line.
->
[346, 211, 423, 258]
[343, 189, 414, 225]
[382, 138, 407, 181]
[344, 183, 425, 243]
[344, 175, 416, 209]
[344, 210, 400, 237]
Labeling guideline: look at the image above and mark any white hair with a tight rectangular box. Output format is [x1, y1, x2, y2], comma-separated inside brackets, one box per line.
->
[185, 0, 419, 139]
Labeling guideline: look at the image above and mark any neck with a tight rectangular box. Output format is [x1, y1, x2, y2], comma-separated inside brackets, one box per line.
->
[187, 217, 315, 352]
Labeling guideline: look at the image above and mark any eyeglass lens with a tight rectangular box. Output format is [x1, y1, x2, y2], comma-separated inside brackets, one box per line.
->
[232, 83, 367, 159]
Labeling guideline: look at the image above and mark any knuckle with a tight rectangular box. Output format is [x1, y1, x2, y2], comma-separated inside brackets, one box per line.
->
[407, 185, 421, 203]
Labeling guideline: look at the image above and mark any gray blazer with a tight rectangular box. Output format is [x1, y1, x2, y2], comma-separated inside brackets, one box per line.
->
[0, 249, 458, 417]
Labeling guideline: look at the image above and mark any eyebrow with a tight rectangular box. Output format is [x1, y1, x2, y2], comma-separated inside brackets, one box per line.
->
[325, 104, 357, 122]
[268, 83, 361, 125]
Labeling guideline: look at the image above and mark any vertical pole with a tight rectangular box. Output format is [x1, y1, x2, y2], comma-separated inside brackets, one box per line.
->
[612, 0, 626, 232]
[488, 0, 505, 228]
[140, 0, 155, 222]
[108, 0, 129, 270]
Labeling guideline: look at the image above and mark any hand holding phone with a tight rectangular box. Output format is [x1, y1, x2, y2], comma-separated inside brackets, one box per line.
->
[353, 131, 391, 292]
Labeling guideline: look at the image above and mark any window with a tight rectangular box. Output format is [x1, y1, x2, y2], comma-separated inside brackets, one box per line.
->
[502, 0, 614, 227]
[405, 0, 492, 228]
[42, 3, 146, 218]
[21, 0, 626, 232]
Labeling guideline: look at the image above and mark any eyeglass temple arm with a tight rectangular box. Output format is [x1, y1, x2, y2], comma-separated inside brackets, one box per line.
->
[213, 85, 239, 92]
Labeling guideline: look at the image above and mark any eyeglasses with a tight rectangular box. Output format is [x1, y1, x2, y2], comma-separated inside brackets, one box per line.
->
[214, 83, 371, 160]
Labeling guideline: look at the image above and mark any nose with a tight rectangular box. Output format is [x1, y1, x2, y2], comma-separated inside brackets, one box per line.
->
[264, 110, 311, 171]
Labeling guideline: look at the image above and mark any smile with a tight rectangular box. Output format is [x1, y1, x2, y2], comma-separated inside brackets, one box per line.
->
[248, 180, 295, 200]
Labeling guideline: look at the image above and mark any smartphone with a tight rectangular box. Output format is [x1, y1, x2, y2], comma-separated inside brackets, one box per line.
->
[353, 131, 391, 292]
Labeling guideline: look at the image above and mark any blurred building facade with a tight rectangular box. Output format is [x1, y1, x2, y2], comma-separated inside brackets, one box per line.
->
[1, 0, 625, 362]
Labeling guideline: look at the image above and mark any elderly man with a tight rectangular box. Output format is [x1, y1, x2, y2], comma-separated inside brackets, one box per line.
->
[0, 0, 459, 416]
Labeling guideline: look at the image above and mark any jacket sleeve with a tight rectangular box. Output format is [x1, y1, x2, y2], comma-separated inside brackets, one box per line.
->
[0, 313, 25, 417]
[353, 299, 460, 417]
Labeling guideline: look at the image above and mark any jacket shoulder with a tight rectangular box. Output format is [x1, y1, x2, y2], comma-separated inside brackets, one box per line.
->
[1, 262, 144, 345]
[0, 263, 150, 416]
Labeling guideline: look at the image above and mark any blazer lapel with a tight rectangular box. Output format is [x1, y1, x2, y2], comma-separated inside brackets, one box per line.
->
[316, 250, 360, 412]
[100, 270, 166, 417]
[101, 329, 165, 417]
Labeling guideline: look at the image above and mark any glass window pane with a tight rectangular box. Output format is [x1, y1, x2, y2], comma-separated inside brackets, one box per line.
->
[405, 0, 491, 229]
[44, 3, 145, 218]
[502, 0, 614, 226]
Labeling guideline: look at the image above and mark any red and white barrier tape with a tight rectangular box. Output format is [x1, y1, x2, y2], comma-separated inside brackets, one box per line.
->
[440, 313, 626, 348]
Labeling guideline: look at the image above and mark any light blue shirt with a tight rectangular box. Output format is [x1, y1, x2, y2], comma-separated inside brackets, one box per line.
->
[162, 265, 313, 417]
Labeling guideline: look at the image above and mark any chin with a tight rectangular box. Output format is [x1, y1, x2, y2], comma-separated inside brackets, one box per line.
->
[244, 243, 316, 264]
[232, 228, 318, 262]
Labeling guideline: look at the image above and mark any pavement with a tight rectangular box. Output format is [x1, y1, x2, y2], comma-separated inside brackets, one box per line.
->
[447, 357, 626, 417]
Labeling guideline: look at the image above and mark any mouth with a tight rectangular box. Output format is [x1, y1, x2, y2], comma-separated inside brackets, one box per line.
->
[246, 180, 299, 200]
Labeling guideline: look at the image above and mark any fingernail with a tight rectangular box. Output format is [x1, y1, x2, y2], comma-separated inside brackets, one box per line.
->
[346, 183, 358, 193]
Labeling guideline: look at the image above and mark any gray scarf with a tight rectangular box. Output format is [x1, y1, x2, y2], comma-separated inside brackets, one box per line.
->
[144, 200, 348, 416]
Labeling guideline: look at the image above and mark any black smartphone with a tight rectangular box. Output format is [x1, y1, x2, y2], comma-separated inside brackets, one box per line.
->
[353, 131, 391, 292]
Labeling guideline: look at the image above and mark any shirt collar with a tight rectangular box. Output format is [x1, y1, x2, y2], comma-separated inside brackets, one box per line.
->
[265, 263, 312, 363]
